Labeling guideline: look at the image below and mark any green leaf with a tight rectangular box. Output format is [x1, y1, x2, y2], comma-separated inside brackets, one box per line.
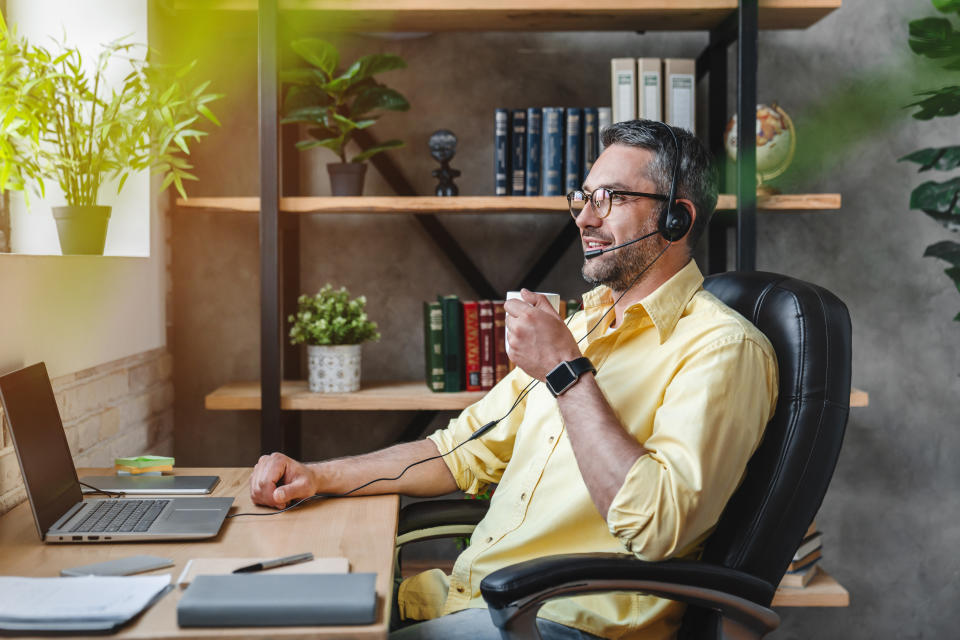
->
[906, 86, 960, 120]
[933, 0, 960, 14]
[908, 17, 960, 68]
[197, 104, 220, 127]
[279, 68, 328, 86]
[295, 136, 344, 154]
[350, 86, 410, 117]
[341, 53, 406, 85]
[910, 176, 960, 229]
[290, 39, 339, 78]
[898, 146, 960, 172]
[350, 139, 404, 163]
[281, 105, 331, 123]
[924, 240, 960, 267]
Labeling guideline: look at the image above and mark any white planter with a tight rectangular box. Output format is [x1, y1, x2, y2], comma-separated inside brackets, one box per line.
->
[307, 344, 362, 393]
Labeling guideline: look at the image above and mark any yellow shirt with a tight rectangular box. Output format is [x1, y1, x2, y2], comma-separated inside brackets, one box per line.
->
[399, 260, 778, 639]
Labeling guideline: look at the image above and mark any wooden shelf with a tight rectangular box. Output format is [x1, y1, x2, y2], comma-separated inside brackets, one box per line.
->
[773, 569, 849, 607]
[207, 380, 867, 412]
[174, 1, 841, 32]
[205, 380, 486, 411]
[176, 194, 841, 215]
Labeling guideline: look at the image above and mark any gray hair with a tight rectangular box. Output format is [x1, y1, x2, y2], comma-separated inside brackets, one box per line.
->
[600, 120, 718, 250]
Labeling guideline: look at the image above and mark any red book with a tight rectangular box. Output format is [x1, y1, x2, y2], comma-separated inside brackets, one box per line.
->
[462, 301, 482, 391]
[492, 300, 508, 383]
[478, 301, 495, 390]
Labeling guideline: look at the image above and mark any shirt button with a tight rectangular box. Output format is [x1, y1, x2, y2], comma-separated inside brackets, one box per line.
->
[548, 436, 555, 442]
[456, 586, 465, 593]
[486, 536, 493, 543]
[520, 492, 527, 501]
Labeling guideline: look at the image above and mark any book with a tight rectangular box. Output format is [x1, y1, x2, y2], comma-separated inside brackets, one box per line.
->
[664, 58, 696, 133]
[786, 548, 822, 573]
[597, 107, 612, 152]
[463, 301, 481, 391]
[176, 557, 349, 588]
[581, 107, 599, 183]
[564, 108, 582, 192]
[611, 58, 637, 124]
[637, 58, 662, 121]
[177, 573, 376, 627]
[509, 109, 527, 195]
[525, 107, 543, 196]
[792, 531, 823, 562]
[478, 300, 495, 390]
[493, 301, 508, 383]
[494, 108, 510, 196]
[438, 295, 464, 392]
[778, 563, 819, 589]
[423, 301, 444, 391]
[540, 107, 564, 196]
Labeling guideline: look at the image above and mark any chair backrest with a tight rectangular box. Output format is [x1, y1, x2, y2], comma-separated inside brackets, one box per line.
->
[698, 271, 851, 587]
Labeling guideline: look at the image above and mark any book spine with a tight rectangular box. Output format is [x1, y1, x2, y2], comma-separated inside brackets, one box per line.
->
[423, 301, 444, 391]
[463, 301, 481, 391]
[664, 58, 696, 133]
[478, 301, 495, 390]
[493, 300, 508, 383]
[637, 58, 663, 121]
[610, 58, 636, 124]
[439, 295, 464, 392]
[597, 107, 612, 153]
[540, 107, 564, 196]
[494, 108, 510, 196]
[581, 107, 598, 184]
[524, 107, 542, 196]
[509, 109, 527, 195]
[564, 108, 582, 193]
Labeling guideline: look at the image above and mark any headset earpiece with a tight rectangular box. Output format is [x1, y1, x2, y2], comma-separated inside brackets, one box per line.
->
[659, 200, 691, 243]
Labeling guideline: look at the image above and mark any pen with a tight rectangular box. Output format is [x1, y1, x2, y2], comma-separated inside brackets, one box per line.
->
[232, 552, 314, 574]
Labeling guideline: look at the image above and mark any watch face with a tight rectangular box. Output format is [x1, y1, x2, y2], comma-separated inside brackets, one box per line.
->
[546, 362, 577, 395]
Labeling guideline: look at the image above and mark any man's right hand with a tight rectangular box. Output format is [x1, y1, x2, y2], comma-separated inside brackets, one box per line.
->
[250, 452, 318, 508]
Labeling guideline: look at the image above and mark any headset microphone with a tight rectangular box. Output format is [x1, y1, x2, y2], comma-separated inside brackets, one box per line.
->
[584, 229, 660, 259]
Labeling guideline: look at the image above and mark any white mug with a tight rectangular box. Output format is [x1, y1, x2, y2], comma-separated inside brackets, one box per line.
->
[505, 291, 561, 355]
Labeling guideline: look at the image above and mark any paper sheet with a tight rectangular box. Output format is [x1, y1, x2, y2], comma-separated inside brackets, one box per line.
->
[0, 574, 170, 623]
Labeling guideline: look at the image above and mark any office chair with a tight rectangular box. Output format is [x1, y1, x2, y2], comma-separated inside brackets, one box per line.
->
[396, 271, 852, 640]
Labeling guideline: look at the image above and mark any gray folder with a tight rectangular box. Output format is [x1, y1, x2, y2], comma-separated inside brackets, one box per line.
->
[176, 573, 377, 627]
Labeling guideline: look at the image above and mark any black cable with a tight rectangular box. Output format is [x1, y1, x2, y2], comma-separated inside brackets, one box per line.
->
[79, 481, 124, 498]
[230, 241, 672, 518]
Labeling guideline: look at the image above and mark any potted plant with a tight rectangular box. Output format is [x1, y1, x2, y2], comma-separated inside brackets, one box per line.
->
[289, 284, 381, 393]
[0, 15, 221, 255]
[280, 38, 409, 195]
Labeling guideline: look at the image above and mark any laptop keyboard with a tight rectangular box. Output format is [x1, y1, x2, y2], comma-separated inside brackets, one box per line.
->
[68, 499, 171, 533]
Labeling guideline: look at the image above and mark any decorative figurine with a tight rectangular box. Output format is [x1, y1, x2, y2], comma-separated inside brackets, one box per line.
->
[429, 129, 461, 196]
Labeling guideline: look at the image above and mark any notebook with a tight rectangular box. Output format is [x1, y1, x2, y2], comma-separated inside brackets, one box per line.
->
[0, 363, 233, 543]
[176, 556, 350, 587]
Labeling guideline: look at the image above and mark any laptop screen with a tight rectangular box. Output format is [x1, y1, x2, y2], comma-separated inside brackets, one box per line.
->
[0, 363, 83, 537]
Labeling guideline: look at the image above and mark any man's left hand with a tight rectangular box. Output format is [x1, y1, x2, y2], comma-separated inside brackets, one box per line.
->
[504, 289, 581, 381]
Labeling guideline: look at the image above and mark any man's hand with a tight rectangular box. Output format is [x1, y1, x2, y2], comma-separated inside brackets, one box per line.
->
[504, 289, 581, 381]
[250, 452, 318, 508]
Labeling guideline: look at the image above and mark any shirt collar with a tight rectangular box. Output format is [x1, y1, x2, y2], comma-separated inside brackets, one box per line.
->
[581, 260, 704, 344]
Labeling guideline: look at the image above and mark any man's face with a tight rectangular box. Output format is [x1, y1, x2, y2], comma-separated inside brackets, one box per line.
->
[577, 144, 667, 293]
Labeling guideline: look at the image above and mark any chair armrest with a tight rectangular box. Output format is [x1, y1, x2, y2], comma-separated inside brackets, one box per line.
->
[396, 499, 489, 546]
[480, 553, 779, 640]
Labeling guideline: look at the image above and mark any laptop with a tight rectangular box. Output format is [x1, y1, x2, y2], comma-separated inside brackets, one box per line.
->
[0, 363, 233, 543]
[79, 475, 220, 495]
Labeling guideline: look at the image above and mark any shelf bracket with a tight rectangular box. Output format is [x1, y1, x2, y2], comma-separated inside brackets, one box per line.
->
[736, 0, 759, 271]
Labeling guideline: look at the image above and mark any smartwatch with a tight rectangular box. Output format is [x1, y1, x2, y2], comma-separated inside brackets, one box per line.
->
[545, 356, 596, 397]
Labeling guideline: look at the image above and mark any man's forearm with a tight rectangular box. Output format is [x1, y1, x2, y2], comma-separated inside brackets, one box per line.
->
[556, 374, 648, 517]
[311, 438, 459, 498]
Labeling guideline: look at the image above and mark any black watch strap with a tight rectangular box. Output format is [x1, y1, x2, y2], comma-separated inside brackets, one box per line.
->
[545, 356, 596, 397]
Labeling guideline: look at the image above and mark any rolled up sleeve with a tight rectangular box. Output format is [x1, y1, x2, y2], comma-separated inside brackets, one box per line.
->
[606, 336, 778, 560]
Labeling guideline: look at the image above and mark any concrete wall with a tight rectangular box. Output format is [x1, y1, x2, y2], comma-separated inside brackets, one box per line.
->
[168, 0, 959, 636]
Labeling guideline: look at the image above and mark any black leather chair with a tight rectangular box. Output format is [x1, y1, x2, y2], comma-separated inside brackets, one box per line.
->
[396, 271, 852, 639]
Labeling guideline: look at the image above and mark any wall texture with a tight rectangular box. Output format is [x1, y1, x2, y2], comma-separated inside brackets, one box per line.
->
[167, 0, 959, 637]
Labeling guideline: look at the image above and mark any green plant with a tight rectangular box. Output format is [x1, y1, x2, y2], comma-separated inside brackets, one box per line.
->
[901, 0, 960, 321]
[280, 38, 409, 163]
[288, 284, 381, 346]
[0, 13, 221, 206]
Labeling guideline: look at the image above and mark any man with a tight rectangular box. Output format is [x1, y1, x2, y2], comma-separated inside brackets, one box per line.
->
[250, 120, 778, 640]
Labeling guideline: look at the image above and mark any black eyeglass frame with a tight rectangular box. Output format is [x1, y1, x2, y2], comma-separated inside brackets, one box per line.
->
[566, 188, 669, 219]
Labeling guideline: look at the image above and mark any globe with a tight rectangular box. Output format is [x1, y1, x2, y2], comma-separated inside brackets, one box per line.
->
[724, 103, 796, 193]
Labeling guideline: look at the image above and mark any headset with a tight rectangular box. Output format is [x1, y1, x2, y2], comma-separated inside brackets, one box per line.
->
[656, 121, 692, 243]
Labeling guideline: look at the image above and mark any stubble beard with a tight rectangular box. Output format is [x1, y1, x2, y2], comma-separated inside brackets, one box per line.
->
[581, 231, 666, 294]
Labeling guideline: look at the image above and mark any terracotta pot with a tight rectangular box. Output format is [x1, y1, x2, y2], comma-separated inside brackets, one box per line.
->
[51, 205, 111, 255]
[326, 162, 368, 196]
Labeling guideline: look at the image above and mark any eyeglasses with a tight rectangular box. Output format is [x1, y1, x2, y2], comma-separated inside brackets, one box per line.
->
[566, 188, 668, 220]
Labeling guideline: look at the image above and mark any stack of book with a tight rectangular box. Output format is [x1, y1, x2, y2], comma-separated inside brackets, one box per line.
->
[610, 57, 697, 133]
[778, 521, 823, 588]
[423, 296, 579, 393]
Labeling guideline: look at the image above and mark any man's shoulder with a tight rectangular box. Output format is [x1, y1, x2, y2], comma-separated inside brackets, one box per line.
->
[682, 289, 776, 358]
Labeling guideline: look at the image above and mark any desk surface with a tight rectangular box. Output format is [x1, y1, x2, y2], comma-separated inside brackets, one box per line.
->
[0, 468, 399, 640]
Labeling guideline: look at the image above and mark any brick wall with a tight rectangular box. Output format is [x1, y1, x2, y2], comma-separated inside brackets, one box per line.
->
[0, 348, 174, 514]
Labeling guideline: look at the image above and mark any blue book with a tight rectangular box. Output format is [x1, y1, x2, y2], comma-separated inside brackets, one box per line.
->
[564, 108, 583, 193]
[509, 109, 526, 196]
[494, 109, 509, 196]
[540, 107, 564, 196]
[581, 107, 599, 185]
[525, 108, 542, 195]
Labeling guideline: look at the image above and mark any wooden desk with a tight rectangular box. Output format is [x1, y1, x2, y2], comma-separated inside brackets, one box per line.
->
[0, 468, 399, 640]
